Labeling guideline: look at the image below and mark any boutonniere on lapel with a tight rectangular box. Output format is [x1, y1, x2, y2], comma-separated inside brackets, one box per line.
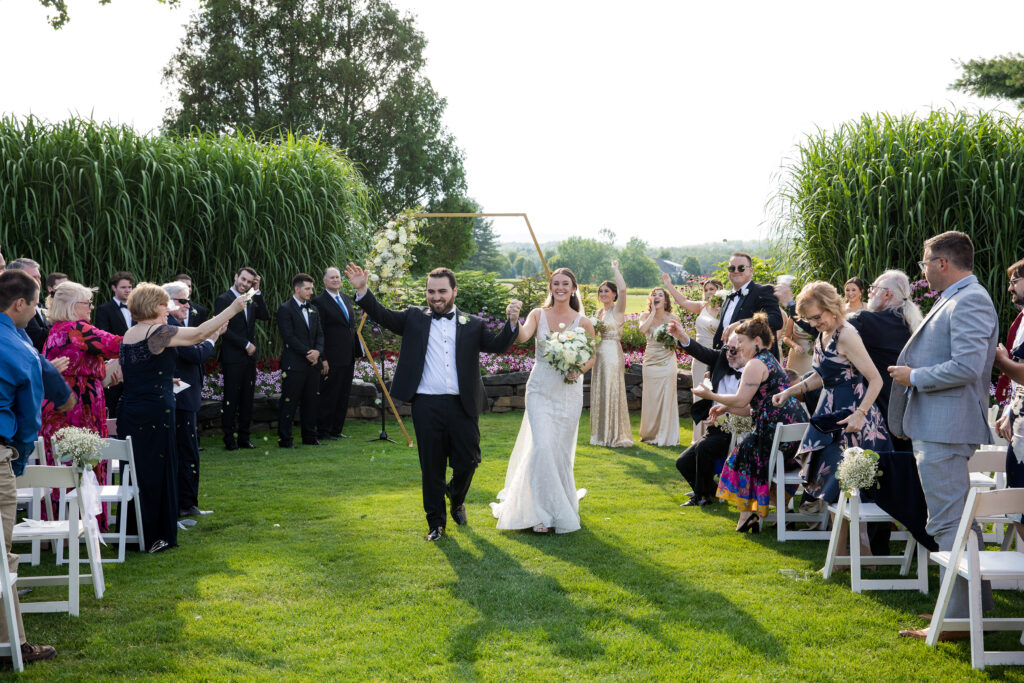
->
[458, 315, 468, 326]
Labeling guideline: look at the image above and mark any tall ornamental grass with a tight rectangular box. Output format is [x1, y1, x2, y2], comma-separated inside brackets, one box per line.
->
[0, 115, 375, 353]
[773, 110, 1024, 328]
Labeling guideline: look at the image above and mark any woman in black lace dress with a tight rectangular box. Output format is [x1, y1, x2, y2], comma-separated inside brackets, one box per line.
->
[119, 283, 246, 553]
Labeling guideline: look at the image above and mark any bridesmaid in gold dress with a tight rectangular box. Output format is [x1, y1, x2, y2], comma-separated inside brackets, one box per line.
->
[589, 260, 633, 447]
[638, 287, 681, 446]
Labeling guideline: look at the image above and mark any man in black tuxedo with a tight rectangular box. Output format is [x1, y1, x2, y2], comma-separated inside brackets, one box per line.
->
[346, 263, 521, 541]
[671, 327, 747, 506]
[313, 267, 361, 441]
[175, 274, 208, 327]
[214, 267, 270, 450]
[6, 259, 49, 352]
[277, 273, 325, 448]
[165, 281, 219, 518]
[95, 270, 135, 417]
[712, 252, 783, 356]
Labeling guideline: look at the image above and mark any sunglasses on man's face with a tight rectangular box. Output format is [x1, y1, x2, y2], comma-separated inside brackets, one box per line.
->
[173, 298, 190, 305]
[727, 265, 747, 273]
[725, 346, 739, 354]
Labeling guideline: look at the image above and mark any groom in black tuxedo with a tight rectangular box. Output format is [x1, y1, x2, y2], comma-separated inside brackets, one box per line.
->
[712, 252, 783, 356]
[277, 273, 325, 448]
[346, 263, 521, 541]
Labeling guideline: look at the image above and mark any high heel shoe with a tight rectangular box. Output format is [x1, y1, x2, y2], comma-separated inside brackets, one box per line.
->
[736, 515, 761, 534]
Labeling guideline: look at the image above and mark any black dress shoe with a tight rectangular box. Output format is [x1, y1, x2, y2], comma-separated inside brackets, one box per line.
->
[225, 442, 239, 452]
[451, 504, 468, 526]
[302, 439, 322, 446]
[698, 497, 717, 507]
[319, 434, 338, 441]
[682, 497, 703, 507]
[426, 527, 445, 542]
[278, 441, 296, 449]
[186, 505, 212, 516]
[148, 539, 170, 553]
[239, 441, 257, 449]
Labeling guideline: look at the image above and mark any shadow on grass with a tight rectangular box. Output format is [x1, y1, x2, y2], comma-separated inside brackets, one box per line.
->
[437, 528, 605, 666]
[507, 527, 787, 661]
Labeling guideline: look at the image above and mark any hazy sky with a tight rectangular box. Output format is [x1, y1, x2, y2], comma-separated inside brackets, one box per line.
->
[2, 0, 1021, 246]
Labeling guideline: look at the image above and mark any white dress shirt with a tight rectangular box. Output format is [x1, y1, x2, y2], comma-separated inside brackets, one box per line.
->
[114, 298, 132, 328]
[293, 296, 310, 326]
[719, 283, 750, 331]
[417, 308, 460, 396]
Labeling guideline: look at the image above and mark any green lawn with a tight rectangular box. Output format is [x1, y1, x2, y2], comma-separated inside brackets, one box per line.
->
[11, 412, 1024, 680]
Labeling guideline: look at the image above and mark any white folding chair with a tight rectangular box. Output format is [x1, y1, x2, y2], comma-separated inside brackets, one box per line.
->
[105, 419, 121, 484]
[822, 488, 929, 593]
[968, 448, 1009, 546]
[0, 500, 23, 672]
[11, 466, 104, 616]
[57, 436, 144, 563]
[14, 438, 51, 566]
[927, 488, 1024, 670]
[763, 422, 829, 541]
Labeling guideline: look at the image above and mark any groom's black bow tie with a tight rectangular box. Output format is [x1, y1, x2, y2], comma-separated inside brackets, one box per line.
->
[118, 302, 128, 309]
[432, 311, 455, 321]
[299, 303, 311, 309]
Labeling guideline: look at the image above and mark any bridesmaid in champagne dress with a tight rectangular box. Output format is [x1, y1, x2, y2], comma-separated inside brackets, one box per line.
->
[662, 275, 724, 444]
[590, 260, 633, 447]
[638, 287, 681, 446]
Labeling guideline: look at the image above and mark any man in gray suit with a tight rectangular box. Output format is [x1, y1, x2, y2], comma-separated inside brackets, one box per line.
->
[888, 231, 998, 641]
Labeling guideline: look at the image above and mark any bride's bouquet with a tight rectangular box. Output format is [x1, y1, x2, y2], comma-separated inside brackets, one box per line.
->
[543, 323, 596, 384]
[51, 426, 104, 471]
[653, 323, 678, 351]
[836, 446, 882, 493]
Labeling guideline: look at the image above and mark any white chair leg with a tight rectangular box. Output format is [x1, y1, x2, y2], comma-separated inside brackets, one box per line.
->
[927, 553, 959, 647]
[823, 495, 845, 580]
[899, 538, 915, 576]
[850, 492, 862, 594]
[68, 501, 80, 617]
[916, 542, 929, 594]
[968, 532, 985, 670]
[2, 583, 21, 673]
[117, 493, 129, 563]
[56, 490, 67, 566]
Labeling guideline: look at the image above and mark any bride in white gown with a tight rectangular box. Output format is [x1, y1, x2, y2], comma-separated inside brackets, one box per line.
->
[490, 268, 596, 534]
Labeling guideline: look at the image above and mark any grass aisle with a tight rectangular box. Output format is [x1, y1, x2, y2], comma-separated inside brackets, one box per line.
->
[12, 413, 1024, 680]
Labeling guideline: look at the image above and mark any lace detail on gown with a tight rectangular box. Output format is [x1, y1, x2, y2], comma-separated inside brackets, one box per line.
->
[490, 311, 587, 532]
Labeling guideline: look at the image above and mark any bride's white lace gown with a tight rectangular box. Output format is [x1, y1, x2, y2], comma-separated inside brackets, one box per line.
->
[490, 310, 587, 533]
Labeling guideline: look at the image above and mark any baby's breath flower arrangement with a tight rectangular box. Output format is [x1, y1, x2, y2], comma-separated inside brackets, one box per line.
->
[366, 208, 422, 299]
[713, 413, 753, 436]
[51, 426, 104, 471]
[837, 446, 882, 493]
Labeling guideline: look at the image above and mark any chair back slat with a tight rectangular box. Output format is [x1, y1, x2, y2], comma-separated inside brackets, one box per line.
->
[16, 465, 76, 489]
[968, 449, 1007, 474]
[767, 422, 808, 474]
[971, 488, 1024, 518]
[97, 436, 133, 463]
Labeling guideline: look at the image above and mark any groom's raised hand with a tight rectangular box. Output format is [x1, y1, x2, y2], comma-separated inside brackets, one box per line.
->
[506, 299, 523, 324]
[345, 262, 369, 296]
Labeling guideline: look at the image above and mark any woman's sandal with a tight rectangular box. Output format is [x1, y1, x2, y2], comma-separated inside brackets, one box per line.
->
[532, 524, 549, 534]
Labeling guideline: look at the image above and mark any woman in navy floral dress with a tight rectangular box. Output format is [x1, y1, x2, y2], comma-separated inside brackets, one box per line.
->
[690, 313, 807, 533]
[772, 282, 891, 505]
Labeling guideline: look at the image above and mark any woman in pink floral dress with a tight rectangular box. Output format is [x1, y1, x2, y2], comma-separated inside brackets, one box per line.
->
[40, 281, 122, 528]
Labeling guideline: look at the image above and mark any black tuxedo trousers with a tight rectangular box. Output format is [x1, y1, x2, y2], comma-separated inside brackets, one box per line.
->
[412, 395, 480, 530]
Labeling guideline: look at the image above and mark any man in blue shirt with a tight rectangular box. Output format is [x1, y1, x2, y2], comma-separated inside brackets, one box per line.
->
[0, 270, 74, 665]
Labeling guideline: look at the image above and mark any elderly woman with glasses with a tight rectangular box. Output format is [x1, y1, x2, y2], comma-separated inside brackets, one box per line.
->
[40, 281, 124, 527]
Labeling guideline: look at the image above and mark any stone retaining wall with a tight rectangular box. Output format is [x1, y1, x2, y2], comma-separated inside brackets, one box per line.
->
[198, 366, 693, 435]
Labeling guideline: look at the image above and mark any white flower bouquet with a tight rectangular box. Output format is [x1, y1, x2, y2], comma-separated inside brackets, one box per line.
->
[542, 323, 596, 384]
[836, 446, 882, 493]
[51, 426, 104, 471]
[588, 314, 607, 337]
[713, 413, 753, 436]
[366, 208, 422, 298]
[708, 289, 729, 309]
[653, 323, 678, 351]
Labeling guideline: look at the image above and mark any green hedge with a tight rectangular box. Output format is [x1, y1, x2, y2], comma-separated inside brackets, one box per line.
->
[0, 115, 375, 354]
[774, 109, 1024, 328]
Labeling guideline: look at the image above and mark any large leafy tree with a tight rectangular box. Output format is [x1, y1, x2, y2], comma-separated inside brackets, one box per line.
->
[951, 53, 1024, 107]
[163, 0, 468, 218]
[36, 0, 179, 29]
[617, 237, 661, 288]
[549, 236, 614, 284]
[461, 202, 505, 274]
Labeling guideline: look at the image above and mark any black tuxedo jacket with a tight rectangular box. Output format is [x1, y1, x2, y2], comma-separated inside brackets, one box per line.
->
[277, 298, 325, 371]
[95, 299, 130, 337]
[26, 309, 49, 352]
[682, 337, 738, 424]
[312, 290, 361, 364]
[712, 281, 783, 355]
[356, 290, 517, 416]
[168, 316, 215, 413]
[847, 308, 911, 423]
[214, 290, 270, 364]
[186, 302, 208, 327]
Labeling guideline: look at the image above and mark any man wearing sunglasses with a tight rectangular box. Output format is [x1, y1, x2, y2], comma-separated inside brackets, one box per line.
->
[712, 252, 783, 356]
[668, 324, 747, 507]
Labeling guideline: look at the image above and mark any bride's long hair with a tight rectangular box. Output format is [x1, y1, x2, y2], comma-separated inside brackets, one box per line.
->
[542, 267, 581, 312]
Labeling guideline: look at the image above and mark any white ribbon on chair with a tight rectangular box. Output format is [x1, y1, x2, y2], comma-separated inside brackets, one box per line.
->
[79, 469, 107, 547]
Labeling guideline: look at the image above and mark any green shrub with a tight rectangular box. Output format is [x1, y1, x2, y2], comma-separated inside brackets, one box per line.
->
[773, 109, 1024, 329]
[0, 115, 375, 356]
